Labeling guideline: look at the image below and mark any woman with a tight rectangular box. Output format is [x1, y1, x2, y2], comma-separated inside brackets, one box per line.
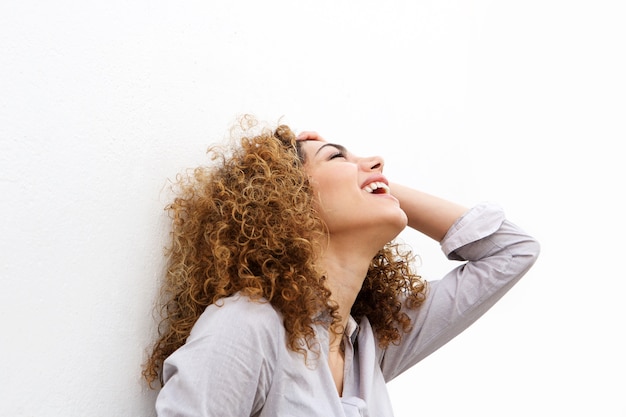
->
[142, 118, 540, 416]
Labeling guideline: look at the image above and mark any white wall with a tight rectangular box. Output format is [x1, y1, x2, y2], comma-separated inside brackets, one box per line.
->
[1, 1, 624, 416]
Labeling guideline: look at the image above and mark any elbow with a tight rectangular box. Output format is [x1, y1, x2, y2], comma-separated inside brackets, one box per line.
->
[527, 236, 541, 263]
[515, 235, 541, 274]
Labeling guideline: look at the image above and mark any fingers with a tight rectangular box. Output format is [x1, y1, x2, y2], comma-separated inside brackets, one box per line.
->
[296, 131, 323, 141]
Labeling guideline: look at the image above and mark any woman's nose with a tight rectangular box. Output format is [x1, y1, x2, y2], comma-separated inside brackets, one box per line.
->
[360, 155, 384, 172]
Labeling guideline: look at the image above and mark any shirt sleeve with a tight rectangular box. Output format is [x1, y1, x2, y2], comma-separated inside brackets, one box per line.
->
[155, 296, 282, 417]
[379, 203, 541, 381]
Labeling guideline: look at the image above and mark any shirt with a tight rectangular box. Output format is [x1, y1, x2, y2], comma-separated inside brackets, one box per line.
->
[155, 203, 540, 416]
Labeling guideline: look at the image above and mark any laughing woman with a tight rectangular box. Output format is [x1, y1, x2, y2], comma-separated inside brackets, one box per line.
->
[142, 118, 540, 416]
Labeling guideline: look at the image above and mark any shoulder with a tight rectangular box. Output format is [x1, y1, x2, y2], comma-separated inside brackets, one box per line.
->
[159, 294, 285, 415]
[187, 293, 285, 346]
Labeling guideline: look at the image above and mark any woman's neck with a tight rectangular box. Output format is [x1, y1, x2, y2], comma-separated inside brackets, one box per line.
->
[321, 240, 375, 338]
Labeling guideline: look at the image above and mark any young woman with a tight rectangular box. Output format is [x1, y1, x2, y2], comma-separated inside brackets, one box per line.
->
[142, 119, 540, 416]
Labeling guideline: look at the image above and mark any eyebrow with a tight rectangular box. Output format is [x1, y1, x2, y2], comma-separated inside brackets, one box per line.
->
[314, 142, 348, 157]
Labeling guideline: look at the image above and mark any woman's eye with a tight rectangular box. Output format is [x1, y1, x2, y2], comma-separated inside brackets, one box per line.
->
[330, 152, 345, 160]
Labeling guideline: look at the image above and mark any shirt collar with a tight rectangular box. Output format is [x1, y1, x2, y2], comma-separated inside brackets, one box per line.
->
[346, 315, 360, 345]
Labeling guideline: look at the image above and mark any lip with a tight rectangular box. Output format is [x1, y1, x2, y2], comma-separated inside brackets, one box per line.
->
[360, 175, 398, 203]
[361, 174, 400, 205]
[360, 174, 389, 190]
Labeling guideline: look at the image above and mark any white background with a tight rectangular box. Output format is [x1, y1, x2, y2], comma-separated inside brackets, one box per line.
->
[1, 1, 624, 416]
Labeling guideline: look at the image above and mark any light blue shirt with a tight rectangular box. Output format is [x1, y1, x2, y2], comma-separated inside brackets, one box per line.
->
[156, 203, 540, 416]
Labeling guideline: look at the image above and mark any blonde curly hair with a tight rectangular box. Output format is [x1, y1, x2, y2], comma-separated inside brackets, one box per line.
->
[142, 116, 426, 387]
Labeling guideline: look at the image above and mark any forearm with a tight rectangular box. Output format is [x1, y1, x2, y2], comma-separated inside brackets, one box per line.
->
[390, 183, 468, 242]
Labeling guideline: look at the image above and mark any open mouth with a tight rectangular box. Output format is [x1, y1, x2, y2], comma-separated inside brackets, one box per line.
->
[363, 181, 390, 194]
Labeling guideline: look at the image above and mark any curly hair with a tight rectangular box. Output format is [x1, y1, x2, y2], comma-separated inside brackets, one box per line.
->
[142, 116, 427, 387]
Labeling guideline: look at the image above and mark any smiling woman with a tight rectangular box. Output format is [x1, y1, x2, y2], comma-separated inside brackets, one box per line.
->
[295, 134, 409, 249]
[142, 116, 540, 417]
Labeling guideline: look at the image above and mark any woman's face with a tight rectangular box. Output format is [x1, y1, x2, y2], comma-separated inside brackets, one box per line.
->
[298, 136, 408, 243]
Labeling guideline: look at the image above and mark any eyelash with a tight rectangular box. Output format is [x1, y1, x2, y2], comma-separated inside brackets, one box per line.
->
[330, 152, 345, 160]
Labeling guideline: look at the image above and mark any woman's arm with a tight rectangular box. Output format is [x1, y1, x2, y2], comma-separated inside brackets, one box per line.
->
[390, 183, 468, 242]
[378, 202, 540, 381]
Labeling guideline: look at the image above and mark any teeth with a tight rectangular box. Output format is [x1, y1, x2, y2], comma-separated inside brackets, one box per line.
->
[363, 181, 389, 194]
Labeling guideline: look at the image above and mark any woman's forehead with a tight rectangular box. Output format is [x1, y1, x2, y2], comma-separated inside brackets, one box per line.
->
[298, 139, 326, 158]
[300, 138, 328, 148]
[300, 139, 347, 154]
